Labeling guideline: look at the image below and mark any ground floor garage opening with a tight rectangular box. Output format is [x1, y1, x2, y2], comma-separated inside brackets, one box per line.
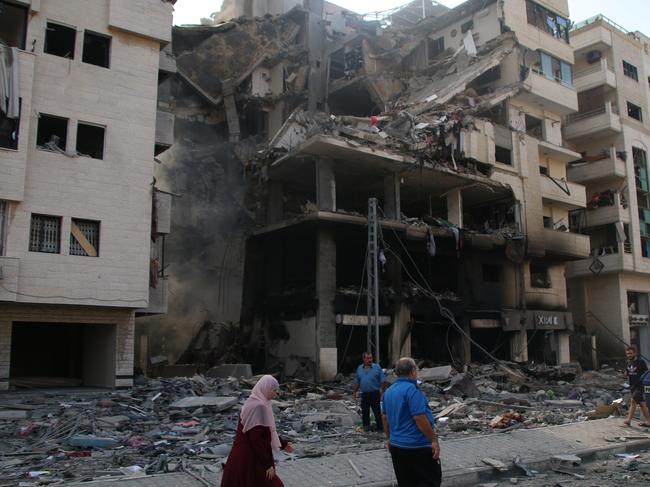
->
[10, 322, 116, 388]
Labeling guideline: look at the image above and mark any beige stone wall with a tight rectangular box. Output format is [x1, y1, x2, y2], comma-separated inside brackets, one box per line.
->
[1, 0, 170, 309]
[0, 304, 135, 390]
[425, 2, 501, 51]
[0, 51, 35, 202]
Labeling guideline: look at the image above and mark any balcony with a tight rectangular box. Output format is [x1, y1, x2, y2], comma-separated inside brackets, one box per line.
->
[544, 228, 590, 259]
[573, 58, 616, 92]
[564, 102, 621, 141]
[538, 140, 581, 164]
[155, 109, 174, 154]
[566, 247, 634, 277]
[571, 19, 614, 53]
[159, 45, 176, 75]
[460, 121, 495, 165]
[585, 204, 629, 227]
[541, 176, 586, 209]
[568, 148, 626, 184]
[519, 70, 578, 116]
[0, 257, 19, 302]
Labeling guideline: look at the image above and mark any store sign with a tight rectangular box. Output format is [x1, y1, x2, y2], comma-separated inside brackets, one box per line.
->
[534, 312, 565, 329]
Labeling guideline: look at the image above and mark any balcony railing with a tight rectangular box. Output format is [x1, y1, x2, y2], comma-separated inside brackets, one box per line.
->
[566, 104, 617, 123]
[572, 14, 629, 34]
[564, 102, 621, 140]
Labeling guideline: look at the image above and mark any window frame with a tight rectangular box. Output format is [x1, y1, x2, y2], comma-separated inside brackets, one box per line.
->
[537, 51, 573, 87]
[44, 20, 77, 59]
[628, 101, 643, 122]
[530, 263, 552, 289]
[36, 113, 69, 152]
[76, 121, 106, 160]
[82, 30, 111, 68]
[623, 60, 639, 81]
[0, 0, 29, 49]
[525, 0, 570, 44]
[0, 200, 7, 256]
[29, 214, 61, 254]
[70, 218, 100, 257]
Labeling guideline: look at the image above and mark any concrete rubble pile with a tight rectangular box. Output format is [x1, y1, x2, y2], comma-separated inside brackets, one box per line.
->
[0, 361, 638, 485]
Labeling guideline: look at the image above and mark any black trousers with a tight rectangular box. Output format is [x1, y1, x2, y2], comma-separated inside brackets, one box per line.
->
[361, 391, 382, 431]
[389, 445, 442, 487]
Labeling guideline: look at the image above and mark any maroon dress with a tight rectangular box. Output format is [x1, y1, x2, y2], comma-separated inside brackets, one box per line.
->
[220, 419, 287, 487]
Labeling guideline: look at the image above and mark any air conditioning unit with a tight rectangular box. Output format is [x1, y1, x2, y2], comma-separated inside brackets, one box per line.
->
[586, 50, 602, 64]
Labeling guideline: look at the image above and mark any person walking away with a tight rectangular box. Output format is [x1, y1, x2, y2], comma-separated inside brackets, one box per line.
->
[624, 345, 650, 427]
[382, 357, 441, 487]
[354, 351, 385, 432]
[221, 375, 293, 487]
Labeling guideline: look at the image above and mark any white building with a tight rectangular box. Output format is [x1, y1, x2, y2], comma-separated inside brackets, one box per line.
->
[0, 0, 174, 389]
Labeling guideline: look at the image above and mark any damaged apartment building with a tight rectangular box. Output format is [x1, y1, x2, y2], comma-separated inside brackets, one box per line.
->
[163, 0, 590, 381]
[0, 0, 174, 389]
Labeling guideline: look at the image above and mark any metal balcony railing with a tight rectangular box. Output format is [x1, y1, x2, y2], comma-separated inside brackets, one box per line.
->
[566, 103, 618, 123]
[572, 14, 629, 34]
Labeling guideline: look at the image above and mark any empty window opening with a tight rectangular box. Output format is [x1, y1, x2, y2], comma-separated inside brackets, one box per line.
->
[82, 31, 111, 68]
[0, 98, 20, 150]
[0, 1, 28, 49]
[37, 114, 68, 151]
[482, 264, 500, 282]
[70, 218, 100, 257]
[623, 60, 639, 81]
[428, 37, 445, 61]
[44, 22, 76, 59]
[628, 102, 643, 122]
[525, 114, 543, 139]
[76, 122, 105, 159]
[461, 20, 474, 34]
[530, 263, 551, 288]
[9, 322, 116, 388]
[29, 214, 61, 254]
[543, 216, 553, 228]
[495, 145, 512, 165]
[0, 200, 6, 256]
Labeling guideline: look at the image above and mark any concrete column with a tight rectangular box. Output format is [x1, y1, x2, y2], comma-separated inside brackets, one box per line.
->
[383, 173, 401, 220]
[390, 304, 411, 366]
[267, 181, 284, 224]
[316, 158, 336, 211]
[460, 318, 471, 364]
[316, 227, 337, 381]
[557, 331, 571, 364]
[0, 319, 11, 390]
[509, 329, 529, 363]
[446, 188, 463, 227]
[638, 325, 650, 362]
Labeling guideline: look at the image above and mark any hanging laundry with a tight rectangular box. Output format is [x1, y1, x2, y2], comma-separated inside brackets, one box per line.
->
[426, 226, 436, 257]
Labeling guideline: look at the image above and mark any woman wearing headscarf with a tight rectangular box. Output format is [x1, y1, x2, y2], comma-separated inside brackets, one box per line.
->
[221, 375, 293, 487]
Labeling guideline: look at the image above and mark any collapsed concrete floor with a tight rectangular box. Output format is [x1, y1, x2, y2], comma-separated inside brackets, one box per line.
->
[0, 361, 646, 485]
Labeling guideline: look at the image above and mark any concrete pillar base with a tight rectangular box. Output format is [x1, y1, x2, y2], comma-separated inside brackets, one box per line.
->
[510, 329, 528, 363]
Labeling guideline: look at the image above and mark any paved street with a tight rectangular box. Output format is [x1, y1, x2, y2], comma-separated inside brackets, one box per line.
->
[66, 417, 650, 487]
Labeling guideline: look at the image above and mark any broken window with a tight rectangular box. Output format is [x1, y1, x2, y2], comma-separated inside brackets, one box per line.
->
[428, 37, 444, 60]
[0, 200, 6, 256]
[525, 114, 543, 139]
[44, 22, 76, 59]
[36, 114, 68, 151]
[526, 1, 569, 43]
[82, 31, 111, 68]
[0, 99, 20, 150]
[0, 0, 28, 49]
[76, 122, 105, 159]
[530, 263, 551, 288]
[495, 145, 512, 165]
[627, 102, 643, 122]
[29, 214, 61, 254]
[538, 51, 572, 86]
[461, 20, 474, 34]
[623, 61, 639, 81]
[482, 264, 500, 283]
[70, 218, 100, 257]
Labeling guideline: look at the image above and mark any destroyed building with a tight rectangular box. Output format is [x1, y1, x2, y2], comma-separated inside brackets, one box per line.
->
[0, 0, 174, 389]
[154, 0, 595, 381]
[566, 16, 650, 362]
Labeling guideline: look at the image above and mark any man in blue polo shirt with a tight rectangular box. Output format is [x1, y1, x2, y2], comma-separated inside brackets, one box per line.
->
[382, 357, 441, 487]
[354, 351, 385, 432]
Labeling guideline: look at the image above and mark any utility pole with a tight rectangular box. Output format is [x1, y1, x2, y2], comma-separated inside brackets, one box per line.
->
[366, 198, 380, 363]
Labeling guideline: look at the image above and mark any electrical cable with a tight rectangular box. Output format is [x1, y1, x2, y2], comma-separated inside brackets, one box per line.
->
[338, 244, 369, 369]
[0, 283, 148, 303]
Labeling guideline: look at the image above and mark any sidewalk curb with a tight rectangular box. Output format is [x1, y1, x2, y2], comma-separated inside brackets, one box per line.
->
[359, 437, 650, 487]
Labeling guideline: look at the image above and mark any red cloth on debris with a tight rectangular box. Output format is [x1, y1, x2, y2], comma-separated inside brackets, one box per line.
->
[220, 419, 285, 487]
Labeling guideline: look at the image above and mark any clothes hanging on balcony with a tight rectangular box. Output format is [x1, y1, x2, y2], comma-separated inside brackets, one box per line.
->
[0, 44, 20, 119]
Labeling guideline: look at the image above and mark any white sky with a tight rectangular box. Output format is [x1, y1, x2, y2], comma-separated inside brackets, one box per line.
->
[172, 0, 650, 36]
